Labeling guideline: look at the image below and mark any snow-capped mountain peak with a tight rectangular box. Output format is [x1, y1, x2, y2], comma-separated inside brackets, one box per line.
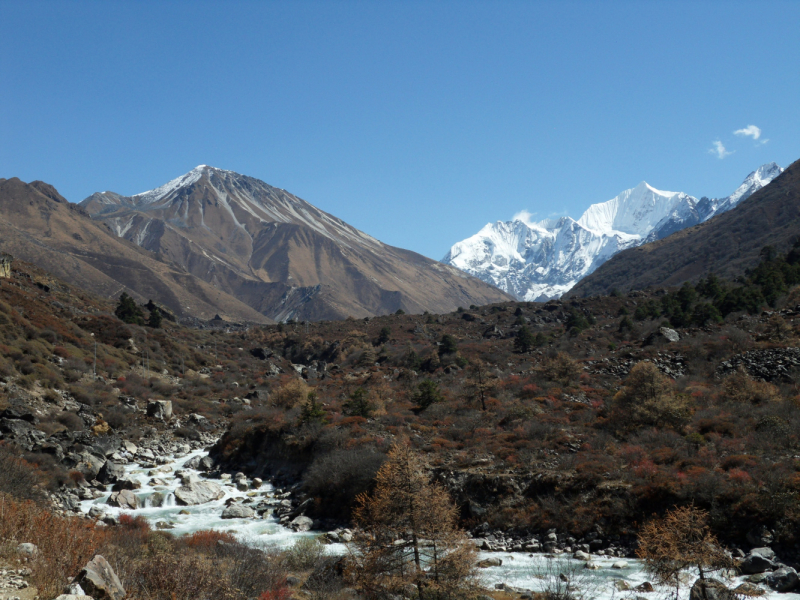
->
[443, 163, 783, 302]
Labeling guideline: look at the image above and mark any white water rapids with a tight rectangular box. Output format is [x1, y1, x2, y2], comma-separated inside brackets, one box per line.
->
[78, 450, 798, 599]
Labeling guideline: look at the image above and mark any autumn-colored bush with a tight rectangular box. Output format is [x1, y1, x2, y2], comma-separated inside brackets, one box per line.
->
[0, 493, 107, 598]
[182, 529, 237, 550]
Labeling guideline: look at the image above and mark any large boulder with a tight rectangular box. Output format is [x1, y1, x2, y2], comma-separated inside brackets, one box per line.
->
[689, 578, 737, 600]
[146, 400, 172, 421]
[221, 505, 255, 519]
[290, 516, 314, 532]
[740, 553, 777, 574]
[97, 461, 125, 484]
[183, 455, 215, 471]
[750, 547, 776, 560]
[174, 481, 225, 505]
[107, 489, 138, 509]
[74, 555, 126, 600]
[766, 567, 799, 593]
[74, 452, 106, 481]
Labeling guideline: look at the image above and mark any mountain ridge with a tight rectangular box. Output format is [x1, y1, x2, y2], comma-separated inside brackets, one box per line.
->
[569, 158, 800, 297]
[442, 163, 783, 301]
[80, 165, 512, 321]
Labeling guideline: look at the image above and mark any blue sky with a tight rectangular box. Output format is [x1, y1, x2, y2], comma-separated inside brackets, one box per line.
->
[1, 1, 799, 260]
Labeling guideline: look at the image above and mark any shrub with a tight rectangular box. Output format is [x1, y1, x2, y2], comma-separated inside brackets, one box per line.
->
[285, 536, 326, 570]
[612, 362, 688, 430]
[540, 352, 580, 385]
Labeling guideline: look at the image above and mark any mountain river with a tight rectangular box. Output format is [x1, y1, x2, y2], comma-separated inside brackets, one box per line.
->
[79, 449, 798, 600]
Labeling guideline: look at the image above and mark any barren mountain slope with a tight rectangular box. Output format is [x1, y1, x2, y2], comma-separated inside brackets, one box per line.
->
[0, 177, 271, 322]
[81, 166, 512, 320]
[569, 158, 800, 297]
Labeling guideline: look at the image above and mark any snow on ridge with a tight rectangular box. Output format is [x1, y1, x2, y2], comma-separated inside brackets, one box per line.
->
[443, 163, 782, 302]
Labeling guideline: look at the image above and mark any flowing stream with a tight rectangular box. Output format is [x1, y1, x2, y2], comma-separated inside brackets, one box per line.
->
[79, 450, 798, 599]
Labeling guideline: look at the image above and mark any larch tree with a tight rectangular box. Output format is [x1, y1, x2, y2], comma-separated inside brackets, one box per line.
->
[637, 505, 734, 600]
[348, 443, 480, 600]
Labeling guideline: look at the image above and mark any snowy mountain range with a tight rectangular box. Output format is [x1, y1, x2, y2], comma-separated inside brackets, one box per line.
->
[442, 163, 784, 301]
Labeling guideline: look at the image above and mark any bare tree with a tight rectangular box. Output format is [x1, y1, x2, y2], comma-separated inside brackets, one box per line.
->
[464, 359, 496, 411]
[348, 443, 481, 600]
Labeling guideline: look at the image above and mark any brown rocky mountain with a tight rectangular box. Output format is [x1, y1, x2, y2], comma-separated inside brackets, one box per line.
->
[0, 177, 271, 322]
[569, 158, 800, 297]
[80, 165, 513, 321]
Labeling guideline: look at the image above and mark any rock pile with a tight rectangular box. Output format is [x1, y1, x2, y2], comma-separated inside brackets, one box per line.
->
[717, 347, 800, 382]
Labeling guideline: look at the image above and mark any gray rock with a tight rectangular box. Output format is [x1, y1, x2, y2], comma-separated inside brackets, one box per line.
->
[88, 506, 107, 519]
[612, 561, 629, 569]
[75, 555, 126, 600]
[107, 489, 138, 509]
[477, 557, 503, 568]
[221, 505, 255, 519]
[689, 578, 737, 600]
[750, 547, 776, 560]
[740, 553, 777, 574]
[54, 595, 94, 600]
[584, 562, 601, 570]
[16, 543, 38, 557]
[766, 567, 799, 593]
[64, 583, 86, 596]
[174, 481, 225, 505]
[290, 516, 313, 531]
[573, 550, 591, 561]
[146, 400, 172, 421]
[111, 477, 141, 492]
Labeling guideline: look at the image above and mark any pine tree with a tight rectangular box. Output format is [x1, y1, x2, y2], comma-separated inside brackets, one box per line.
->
[348, 443, 479, 600]
[412, 379, 443, 410]
[115, 292, 144, 325]
[299, 391, 327, 425]
[344, 387, 374, 418]
[513, 325, 535, 353]
[147, 305, 163, 329]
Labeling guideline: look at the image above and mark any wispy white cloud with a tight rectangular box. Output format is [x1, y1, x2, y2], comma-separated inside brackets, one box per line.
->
[709, 140, 734, 159]
[512, 209, 537, 225]
[734, 124, 762, 140]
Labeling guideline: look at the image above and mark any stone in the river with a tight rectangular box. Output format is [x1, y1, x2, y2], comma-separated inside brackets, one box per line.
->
[97, 461, 125, 484]
[221, 505, 255, 519]
[290, 516, 313, 531]
[766, 567, 799, 593]
[149, 492, 169, 507]
[584, 562, 601, 570]
[174, 481, 225, 505]
[635, 582, 654, 593]
[573, 551, 591, 561]
[107, 489, 138, 509]
[111, 477, 141, 492]
[611, 561, 628, 569]
[733, 583, 766, 596]
[75, 555, 126, 600]
[740, 553, 777, 574]
[155, 521, 175, 530]
[689, 578, 737, 600]
[477, 557, 503, 568]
